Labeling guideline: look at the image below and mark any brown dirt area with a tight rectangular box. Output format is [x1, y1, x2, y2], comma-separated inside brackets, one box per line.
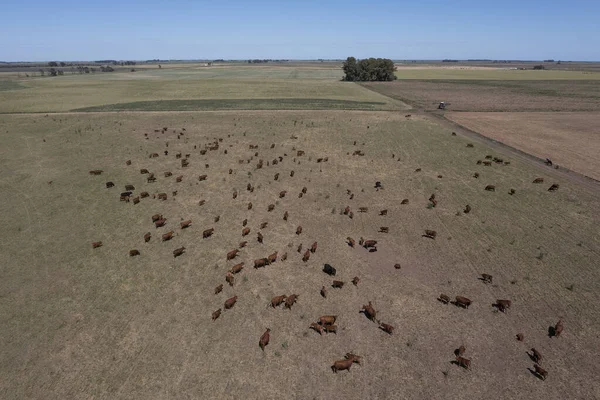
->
[1, 111, 599, 399]
[446, 112, 600, 181]
[362, 80, 600, 112]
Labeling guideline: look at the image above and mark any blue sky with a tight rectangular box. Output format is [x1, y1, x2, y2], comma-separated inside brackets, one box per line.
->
[1, 0, 598, 61]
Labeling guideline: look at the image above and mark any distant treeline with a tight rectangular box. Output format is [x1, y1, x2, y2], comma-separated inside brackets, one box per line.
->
[442, 59, 459, 62]
[247, 59, 289, 63]
[342, 57, 396, 82]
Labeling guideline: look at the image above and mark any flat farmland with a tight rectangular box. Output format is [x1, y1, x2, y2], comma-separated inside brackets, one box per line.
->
[446, 112, 600, 181]
[362, 80, 600, 112]
[1, 110, 599, 399]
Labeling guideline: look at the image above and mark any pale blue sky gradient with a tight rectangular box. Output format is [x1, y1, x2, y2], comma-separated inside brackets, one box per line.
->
[1, 0, 598, 61]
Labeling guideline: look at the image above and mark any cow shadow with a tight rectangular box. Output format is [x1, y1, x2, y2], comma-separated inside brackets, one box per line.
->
[450, 360, 468, 370]
[368, 248, 377, 253]
[548, 326, 556, 338]
[527, 367, 544, 381]
[453, 348, 462, 356]
[421, 235, 435, 240]
[526, 351, 538, 363]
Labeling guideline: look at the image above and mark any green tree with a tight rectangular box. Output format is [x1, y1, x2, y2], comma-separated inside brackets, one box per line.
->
[342, 57, 396, 81]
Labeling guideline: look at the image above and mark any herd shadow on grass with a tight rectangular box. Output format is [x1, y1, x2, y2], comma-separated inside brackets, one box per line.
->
[71, 98, 388, 112]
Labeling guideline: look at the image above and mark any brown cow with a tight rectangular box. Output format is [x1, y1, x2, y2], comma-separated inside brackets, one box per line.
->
[106, 181, 115, 188]
[473, 172, 480, 178]
[379, 323, 394, 335]
[162, 231, 174, 241]
[301, 187, 307, 194]
[308, 242, 317, 253]
[242, 219, 248, 227]
[534, 364, 547, 380]
[548, 184, 559, 192]
[239, 241, 247, 248]
[140, 191, 149, 198]
[215, 284, 223, 294]
[180, 220, 192, 229]
[379, 227, 389, 233]
[125, 184, 135, 191]
[456, 345, 466, 357]
[248, 202, 253, 210]
[157, 193, 167, 200]
[254, 258, 268, 268]
[495, 299, 512, 313]
[225, 272, 234, 287]
[89, 170, 103, 175]
[227, 249, 239, 260]
[126, 160, 131, 165]
[358, 207, 368, 213]
[152, 214, 162, 222]
[143, 232, 151, 242]
[554, 319, 564, 337]
[352, 277, 360, 286]
[283, 211, 289, 221]
[173, 247, 185, 257]
[164, 171, 173, 177]
[268, 204, 275, 212]
[362, 239, 377, 249]
[361, 301, 377, 321]
[401, 199, 409, 205]
[455, 296, 472, 309]
[129, 249, 140, 256]
[198, 199, 206, 206]
[485, 185, 496, 191]
[530, 348, 542, 364]
[347, 237, 356, 248]
[324, 325, 337, 334]
[464, 204, 472, 214]
[259, 328, 270, 351]
[230, 262, 244, 274]
[296, 226, 303, 235]
[394, 263, 401, 270]
[224, 296, 238, 310]
[533, 178, 544, 183]
[257, 232, 264, 243]
[198, 174, 207, 181]
[290, 170, 295, 177]
[212, 309, 221, 321]
[343, 206, 351, 215]
[203, 228, 214, 238]
[320, 286, 327, 298]
[297, 244, 303, 253]
[380, 209, 388, 216]
[242, 227, 250, 236]
[92, 241, 103, 248]
[271, 295, 287, 308]
[260, 222, 268, 229]
[345, 353, 362, 365]
[214, 215, 220, 223]
[274, 173, 279, 181]
[155, 218, 167, 228]
[331, 358, 354, 373]
[285, 294, 299, 309]
[456, 356, 471, 370]
[332, 280, 344, 288]
[279, 191, 287, 198]
[233, 190, 238, 199]
[176, 175, 183, 183]
[424, 230, 437, 239]
[481, 273, 493, 284]
[438, 294, 450, 304]
[516, 333, 524, 342]
[267, 252, 277, 264]
[281, 252, 288, 261]
[302, 250, 310, 262]
[310, 322, 323, 335]
[319, 315, 337, 326]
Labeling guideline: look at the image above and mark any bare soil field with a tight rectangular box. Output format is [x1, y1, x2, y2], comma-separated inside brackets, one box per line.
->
[362, 80, 600, 112]
[446, 112, 600, 181]
[1, 111, 599, 399]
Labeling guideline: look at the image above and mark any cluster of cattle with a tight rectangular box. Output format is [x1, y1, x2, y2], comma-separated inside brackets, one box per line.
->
[88, 124, 566, 378]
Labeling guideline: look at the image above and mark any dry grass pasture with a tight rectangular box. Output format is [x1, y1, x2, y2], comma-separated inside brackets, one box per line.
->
[446, 112, 600, 181]
[1, 109, 600, 399]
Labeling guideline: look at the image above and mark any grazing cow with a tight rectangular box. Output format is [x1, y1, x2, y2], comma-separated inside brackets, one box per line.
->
[173, 247, 185, 257]
[359, 207, 368, 213]
[181, 159, 189, 167]
[203, 228, 214, 238]
[230, 262, 244, 274]
[361, 239, 377, 248]
[516, 333, 524, 342]
[89, 170, 103, 175]
[229, 169, 233, 175]
[176, 175, 183, 183]
[227, 249, 239, 260]
[533, 178, 544, 183]
[548, 184, 559, 192]
[198, 174, 207, 181]
[323, 264, 336, 276]
[473, 173, 479, 178]
[361, 301, 377, 321]
[155, 218, 167, 228]
[215, 284, 223, 294]
[147, 175, 157, 183]
[254, 258, 268, 268]
[260, 222, 268, 229]
[140, 191, 149, 198]
[401, 199, 409, 205]
[283, 211, 288, 221]
[106, 182, 114, 188]
[198, 200, 206, 206]
[242, 219, 248, 227]
[271, 295, 287, 308]
[297, 248, 308, 261]
[495, 299, 512, 313]
[214, 216, 220, 223]
[296, 226, 303, 235]
[285, 294, 299, 309]
[239, 241, 247, 248]
[509, 188, 516, 195]
[212, 309, 221, 321]
[152, 214, 162, 222]
[331, 358, 354, 373]
[380, 209, 388, 216]
[225, 272, 234, 287]
[140, 169, 149, 174]
[394, 263, 401, 270]
[424, 230, 437, 239]
[324, 325, 337, 334]
[320, 286, 327, 298]
[343, 206, 351, 215]
[126, 160, 131, 165]
[319, 316, 337, 326]
[466, 143, 474, 148]
[281, 252, 288, 261]
[464, 204, 472, 214]
[290, 171, 295, 177]
[157, 193, 168, 200]
[257, 232, 264, 243]
[485, 185, 495, 191]
[144, 232, 151, 242]
[224, 296, 238, 310]
[554, 319, 564, 337]
[120, 195, 131, 202]
[268, 204, 275, 212]
[352, 277, 360, 286]
[438, 294, 450, 304]
[310, 323, 324, 335]
[456, 356, 471, 370]
[279, 191, 287, 198]
[347, 237, 356, 248]
[456, 345, 466, 357]
[267, 252, 277, 264]
[379, 227, 389, 233]
[162, 231, 174, 241]
[483, 161, 492, 166]
[233, 190, 237, 199]
[259, 328, 270, 351]
[247, 202, 253, 210]
[345, 353, 362, 365]
[415, 168, 421, 172]
[310, 242, 317, 253]
[129, 249, 140, 257]
[379, 323, 394, 335]
[92, 241, 103, 248]
[534, 364, 547, 380]
[180, 220, 192, 229]
[242, 227, 250, 236]
[455, 296, 472, 309]
[481, 273, 493, 284]
[530, 348, 542, 364]
[297, 244, 303, 253]
[164, 171, 173, 177]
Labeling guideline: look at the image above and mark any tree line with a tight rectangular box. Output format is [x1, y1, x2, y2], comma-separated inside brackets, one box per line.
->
[342, 57, 396, 81]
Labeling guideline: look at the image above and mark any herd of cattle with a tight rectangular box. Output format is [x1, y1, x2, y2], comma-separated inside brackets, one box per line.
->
[89, 125, 563, 377]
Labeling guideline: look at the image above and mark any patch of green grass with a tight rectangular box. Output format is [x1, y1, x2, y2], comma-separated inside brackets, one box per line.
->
[0, 80, 26, 91]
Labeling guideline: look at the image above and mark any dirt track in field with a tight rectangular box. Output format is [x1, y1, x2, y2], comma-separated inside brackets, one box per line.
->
[445, 112, 600, 181]
[1, 111, 599, 399]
